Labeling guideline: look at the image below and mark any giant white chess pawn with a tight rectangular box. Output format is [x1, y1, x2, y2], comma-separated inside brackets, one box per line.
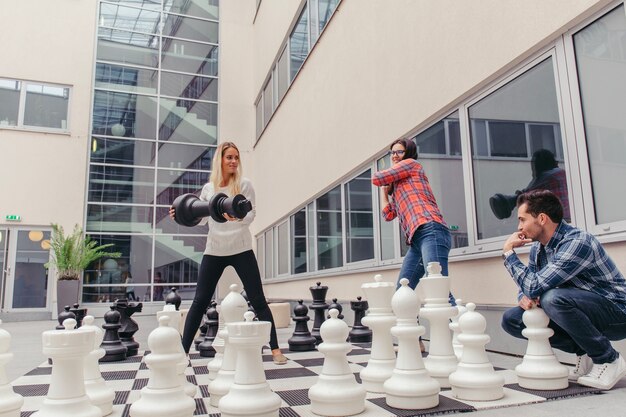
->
[208, 284, 248, 407]
[219, 312, 282, 417]
[33, 319, 101, 417]
[449, 299, 468, 360]
[515, 306, 569, 390]
[0, 319, 23, 417]
[130, 316, 195, 417]
[384, 279, 440, 410]
[81, 315, 115, 416]
[449, 303, 504, 401]
[359, 274, 397, 393]
[419, 262, 458, 388]
[309, 309, 366, 416]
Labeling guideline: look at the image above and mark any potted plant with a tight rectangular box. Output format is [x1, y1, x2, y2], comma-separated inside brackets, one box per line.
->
[46, 223, 121, 314]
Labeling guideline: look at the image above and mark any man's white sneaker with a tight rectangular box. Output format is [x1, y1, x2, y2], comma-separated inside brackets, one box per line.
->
[569, 354, 593, 381]
[577, 355, 626, 390]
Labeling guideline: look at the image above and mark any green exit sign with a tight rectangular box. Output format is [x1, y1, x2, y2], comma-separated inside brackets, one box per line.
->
[5, 215, 21, 221]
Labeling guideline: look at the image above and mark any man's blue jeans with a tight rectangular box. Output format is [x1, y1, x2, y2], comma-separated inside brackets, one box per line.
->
[398, 221, 453, 304]
[501, 287, 626, 364]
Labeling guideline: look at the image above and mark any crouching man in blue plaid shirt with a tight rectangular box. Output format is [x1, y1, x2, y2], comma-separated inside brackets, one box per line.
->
[501, 189, 626, 390]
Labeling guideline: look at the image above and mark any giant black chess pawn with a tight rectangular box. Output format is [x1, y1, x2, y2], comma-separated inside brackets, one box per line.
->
[194, 315, 208, 352]
[327, 298, 344, 320]
[99, 306, 128, 362]
[115, 298, 143, 357]
[165, 287, 182, 310]
[55, 305, 76, 329]
[309, 282, 329, 344]
[241, 289, 257, 318]
[198, 301, 219, 358]
[349, 296, 372, 343]
[70, 302, 87, 328]
[288, 300, 317, 352]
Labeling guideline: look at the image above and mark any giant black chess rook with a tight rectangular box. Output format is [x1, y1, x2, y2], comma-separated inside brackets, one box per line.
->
[349, 296, 372, 343]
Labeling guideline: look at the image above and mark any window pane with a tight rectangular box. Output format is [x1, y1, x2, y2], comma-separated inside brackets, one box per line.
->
[97, 27, 159, 68]
[0, 79, 21, 126]
[165, 0, 219, 20]
[277, 48, 289, 102]
[161, 71, 217, 102]
[100, 3, 161, 35]
[92, 90, 158, 139]
[469, 58, 568, 239]
[345, 170, 374, 263]
[155, 169, 207, 205]
[91, 136, 156, 166]
[95, 63, 158, 95]
[291, 208, 307, 274]
[415, 122, 446, 155]
[255, 99, 263, 137]
[161, 38, 218, 76]
[414, 112, 468, 249]
[377, 156, 395, 260]
[157, 142, 214, 170]
[307, 202, 316, 271]
[277, 222, 288, 275]
[86, 204, 152, 233]
[12, 230, 50, 308]
[163, 14, 218, 43]
[290, 6, 309, 81]
[24, 84, 69, 129]
[319, 0, 339, 32]
[154, 205, 208, 235]
[574, 5, 626, 225]
[265, 230, 273, 278]
[83, 234, 153, 302]
[88, 164, 155, 204]
[257, 236, 265, 279]
[158, 98, 217, 144]
[263, 79, 273, 126]
[317, 186, 342, 269]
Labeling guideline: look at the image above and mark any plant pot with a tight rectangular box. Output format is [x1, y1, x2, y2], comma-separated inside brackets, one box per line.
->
[57, 280, 81, 315]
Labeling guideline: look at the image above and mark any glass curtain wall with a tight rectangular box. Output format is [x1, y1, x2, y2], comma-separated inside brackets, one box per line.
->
[84, 0, 219, 303]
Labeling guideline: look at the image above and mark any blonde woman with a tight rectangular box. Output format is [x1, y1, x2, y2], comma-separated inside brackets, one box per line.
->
[170, 141, 287, 364]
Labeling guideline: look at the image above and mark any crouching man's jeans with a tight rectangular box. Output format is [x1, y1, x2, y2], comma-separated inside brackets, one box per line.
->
[501, 287, 626, 364]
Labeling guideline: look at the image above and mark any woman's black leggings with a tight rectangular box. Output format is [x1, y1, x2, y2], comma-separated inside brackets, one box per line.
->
[181, 250, 279, 353]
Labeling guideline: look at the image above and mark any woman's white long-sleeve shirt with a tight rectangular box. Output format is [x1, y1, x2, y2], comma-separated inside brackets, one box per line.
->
[199, 177, 256, 256]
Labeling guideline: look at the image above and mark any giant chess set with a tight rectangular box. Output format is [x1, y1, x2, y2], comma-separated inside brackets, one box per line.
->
[1, 263, 614, 417]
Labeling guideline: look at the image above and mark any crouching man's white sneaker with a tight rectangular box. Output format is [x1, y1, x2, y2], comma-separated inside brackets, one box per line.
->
[569, 354, 593, 381]
[577, 355, 626, 390]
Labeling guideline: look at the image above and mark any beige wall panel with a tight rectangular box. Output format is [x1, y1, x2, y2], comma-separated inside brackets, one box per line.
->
[0, 0, 97, 230]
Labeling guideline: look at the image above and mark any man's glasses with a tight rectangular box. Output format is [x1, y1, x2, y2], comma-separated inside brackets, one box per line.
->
[390, 150, 405, 157]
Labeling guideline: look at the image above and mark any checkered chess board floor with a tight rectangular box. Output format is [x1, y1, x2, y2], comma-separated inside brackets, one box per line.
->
[11, 342, 606, 417]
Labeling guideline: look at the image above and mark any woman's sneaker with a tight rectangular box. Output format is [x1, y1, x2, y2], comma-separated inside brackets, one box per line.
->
[577, 355, 626, 390]
[569, 354, 592, 381]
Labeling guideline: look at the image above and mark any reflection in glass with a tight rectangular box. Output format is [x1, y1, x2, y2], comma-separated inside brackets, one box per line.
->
[91, 136, 156, 166]
[154, 235, 204, 278]
[345, 170, 374, 263]
[0, 79, 20, 126]
[97, 27, 159, 68]
[319, 0, 339, 32]
[161, 71, 217, 101]
[95, 63, 158, 95]
[158, 142, 214, 170]
[166, 0, 219, 20]
[263, 79, 273, 125]
[265, 230, 273, 278]
[277, 48, 289, 103]
[291, 209, 307, 274]
[290, 6, 309, 81]
[86, 204, 152, 233]
[469, 58, 566, 240]
[162, 38, 218, 75]
[24, 84, 69, 129]
[158, 98, 217, 144]
[104, 0, 161, 11]
[155, 169, 207, 205]
[155, 206, 208, 235]
[12, 230, 50, 308]
[317, 186, 342, 270]
[93, 90, 158, 139]
[99, 3, 161, 35]
[574, 5, 626, 225]
[88, 164, 155, 204]
[413, 111, 468, 248]
[278, 222, 289, 275]
[163, 14, 218, 43]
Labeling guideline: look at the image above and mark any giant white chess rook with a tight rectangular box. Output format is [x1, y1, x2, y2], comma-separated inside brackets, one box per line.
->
[359, 274, 397, 393]
[32, 319, 101, 417]
[515, 306, 569, 390]
[309, 309, 366, 416]
[0, 319, 24, 417]
[129, 316, 195, 417]
[81, 315, 115, 416]
[384, 279, 440, 410]
[419, 262, 458, 388]
[208, 284, 248, 407]
[448, 303, 504, 401]
[219, 312, 281, 417]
